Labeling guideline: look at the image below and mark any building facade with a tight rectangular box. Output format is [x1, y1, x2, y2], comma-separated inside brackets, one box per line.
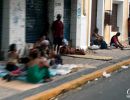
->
[0, 0, 129, 57]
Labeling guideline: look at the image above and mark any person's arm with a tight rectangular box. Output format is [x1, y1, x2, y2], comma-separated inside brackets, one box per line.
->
[114, 37, 124, 48]
[95, 33, 103, 40]
[115, 37, 124, 48]
[39, 57, 49, 67]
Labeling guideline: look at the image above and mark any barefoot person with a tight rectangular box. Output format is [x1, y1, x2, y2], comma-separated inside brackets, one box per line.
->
[110, 32, 124, 49]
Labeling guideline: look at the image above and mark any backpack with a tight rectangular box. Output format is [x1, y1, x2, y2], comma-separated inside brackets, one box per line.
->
[100, 41, 107, 49]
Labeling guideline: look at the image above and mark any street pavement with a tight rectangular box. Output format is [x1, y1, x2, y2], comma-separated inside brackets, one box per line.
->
[1, 49, 130, 100]
[58, 66, 130, 100]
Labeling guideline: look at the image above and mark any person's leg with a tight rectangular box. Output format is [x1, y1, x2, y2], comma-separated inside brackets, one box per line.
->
[57, 37, 63, 54]
[53, 37, 58, 52]
[40, 67, 50, 79]
[5, 63, 18, 71]
[40, 67, 52, 82]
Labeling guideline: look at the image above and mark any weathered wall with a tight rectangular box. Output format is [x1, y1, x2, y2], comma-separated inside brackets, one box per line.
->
[2, 0, 25, 56]
[104, 0, 112, 44]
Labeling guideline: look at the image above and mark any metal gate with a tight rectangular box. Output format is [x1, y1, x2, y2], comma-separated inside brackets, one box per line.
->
[26, 0, 48, 43]
[64, 0, 71, 40]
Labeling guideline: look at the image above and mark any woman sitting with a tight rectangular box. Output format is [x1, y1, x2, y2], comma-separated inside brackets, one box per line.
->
[26, 49, 51, 83]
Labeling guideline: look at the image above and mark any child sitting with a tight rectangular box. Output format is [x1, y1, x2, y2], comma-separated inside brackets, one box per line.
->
[5, 44, 19, 71]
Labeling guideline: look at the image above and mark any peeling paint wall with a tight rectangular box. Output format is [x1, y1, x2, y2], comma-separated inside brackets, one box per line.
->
[2, 0, 25, 53]
[54, 0, 64, 21]
[10, 0, 25, 50]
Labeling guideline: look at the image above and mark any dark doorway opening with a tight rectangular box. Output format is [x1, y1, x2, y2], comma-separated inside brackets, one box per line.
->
[26, 0, 49, 43]
[64, 0, 71, 40]
[90, 0, 98, 38]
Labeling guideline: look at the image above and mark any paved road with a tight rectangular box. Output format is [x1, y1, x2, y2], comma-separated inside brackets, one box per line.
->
[58, 67, 130, 100]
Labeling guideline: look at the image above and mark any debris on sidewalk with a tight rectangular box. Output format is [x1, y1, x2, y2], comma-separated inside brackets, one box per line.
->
[103, 71, 111, 78]
[121, 65, 129, 69]
[95, 78, 98, 81]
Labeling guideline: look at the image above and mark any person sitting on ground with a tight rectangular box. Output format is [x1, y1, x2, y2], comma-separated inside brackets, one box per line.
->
[91, 28, 103, 45]
[48, 50, 63, 67]
[3, 44, 30, 81]
[34, 35, 51, 58]
[110, 32, 124, 49]
[5, 44, 19, 72]
[40, 37, 50, 58]
[26, 49, 51, 83]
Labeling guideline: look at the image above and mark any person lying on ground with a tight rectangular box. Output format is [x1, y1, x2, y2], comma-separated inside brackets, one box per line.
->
[59, 40, 86, 55]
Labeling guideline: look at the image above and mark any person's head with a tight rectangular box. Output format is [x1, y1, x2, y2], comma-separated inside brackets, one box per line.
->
[94, 28, 99, 33]
[41, 40, 50, 47]
[9, 44, 17, 52]
[116, 32, 121, 37]
[57, 14, 62, 20]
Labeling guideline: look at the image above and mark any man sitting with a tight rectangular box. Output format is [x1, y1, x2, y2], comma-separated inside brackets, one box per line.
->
[91, 28, 103, 45]
[110, 32, 124, 49]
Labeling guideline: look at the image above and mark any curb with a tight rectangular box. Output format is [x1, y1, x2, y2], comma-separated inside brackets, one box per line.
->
[24, 59, 130, 100]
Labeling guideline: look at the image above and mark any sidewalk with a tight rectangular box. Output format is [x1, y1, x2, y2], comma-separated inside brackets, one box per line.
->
[2, 49, 130, 100]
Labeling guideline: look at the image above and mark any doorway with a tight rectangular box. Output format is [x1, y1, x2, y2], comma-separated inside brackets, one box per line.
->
[26, 0, 49, 43]
[64, 0, 71, 40]
[90, 0, 98, 37]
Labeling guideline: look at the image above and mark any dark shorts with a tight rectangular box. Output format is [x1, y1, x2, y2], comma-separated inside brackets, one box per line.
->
[5, 63, 18, 72]
[53, 37, 63, 46]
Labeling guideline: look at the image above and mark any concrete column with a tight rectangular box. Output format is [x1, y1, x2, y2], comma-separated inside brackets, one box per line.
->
[86, 0, 92, 47]
[2, 0, 26, 54]
[80, 0, 87, 49]
[76, 0, 82, 48]
[122, 0, 129, 45]
[97, 0, 105, 36]
[70, 0, 88, 49]
[104, 0, 112, 44]
[54, 0, 64, 21]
